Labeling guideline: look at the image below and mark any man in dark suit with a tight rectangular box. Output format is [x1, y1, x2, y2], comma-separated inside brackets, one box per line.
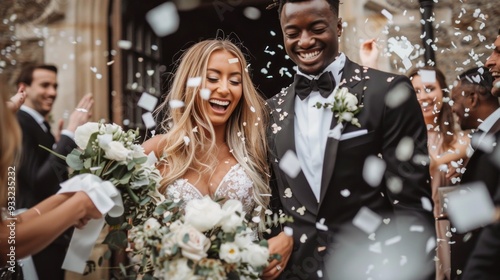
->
[460, 31, 500, 280]
[448, 66, 499, 279]
[263, 1, 435, 279]
[16, 64, 93, 280]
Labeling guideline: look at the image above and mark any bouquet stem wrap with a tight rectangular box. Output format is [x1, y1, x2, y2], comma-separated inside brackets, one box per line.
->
[57, 174, 124, 273]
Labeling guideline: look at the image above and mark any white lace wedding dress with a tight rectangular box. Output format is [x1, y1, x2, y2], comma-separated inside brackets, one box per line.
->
[164, 163, 256, 214]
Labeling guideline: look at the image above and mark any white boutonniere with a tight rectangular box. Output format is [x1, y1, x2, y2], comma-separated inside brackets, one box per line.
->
[315, 87, 362, 127]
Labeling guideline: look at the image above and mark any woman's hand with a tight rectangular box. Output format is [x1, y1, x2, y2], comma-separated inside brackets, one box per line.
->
[7, 85, 26, 112]
[359, 38, 380, 69]
[262, 231, 294, 280]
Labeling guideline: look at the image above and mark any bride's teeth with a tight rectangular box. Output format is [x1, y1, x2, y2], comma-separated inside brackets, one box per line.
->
[209, 99, 229, 106]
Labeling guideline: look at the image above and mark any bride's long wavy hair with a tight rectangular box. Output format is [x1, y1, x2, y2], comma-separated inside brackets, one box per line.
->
[154, 39, 270, 226]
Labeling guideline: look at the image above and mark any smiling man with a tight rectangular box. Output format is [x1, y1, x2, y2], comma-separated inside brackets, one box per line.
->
[264, 0, 435, 279]
[15, 64, 93, 280]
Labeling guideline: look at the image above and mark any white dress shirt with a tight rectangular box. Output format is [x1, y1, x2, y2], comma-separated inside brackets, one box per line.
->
[294, 53, 346, 202]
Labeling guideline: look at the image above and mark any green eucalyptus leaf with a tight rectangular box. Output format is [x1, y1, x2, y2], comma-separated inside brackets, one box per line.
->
[66, 153, 84, 170]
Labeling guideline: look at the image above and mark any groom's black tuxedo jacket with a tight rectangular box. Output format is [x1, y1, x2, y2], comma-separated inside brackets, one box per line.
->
[16, 110, 77, 209]
[267, 59, 435, 280]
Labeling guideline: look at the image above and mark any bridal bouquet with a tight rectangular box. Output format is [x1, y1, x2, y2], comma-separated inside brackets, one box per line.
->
[129, 196, 271, 279]
[68, 121, 163, 226]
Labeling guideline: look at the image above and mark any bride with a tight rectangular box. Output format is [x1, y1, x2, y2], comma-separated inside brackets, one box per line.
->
[142, 39, 270, 230]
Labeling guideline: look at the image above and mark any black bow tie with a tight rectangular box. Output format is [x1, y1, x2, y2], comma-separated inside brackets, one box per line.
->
[295, 71, 336, 100]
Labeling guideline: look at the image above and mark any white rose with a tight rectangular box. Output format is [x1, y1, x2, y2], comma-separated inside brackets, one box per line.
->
[185, 196, 222, 232]
[133, 237, 144, 250]
[219, 199, 245, 232]
[97, 133, 113, 149]
[144, 218, 161, 236]
[235, 228, 255, 248]
[219, 242, 241, 264]
[344, 93, 358, 111]
[74, 122, 99, 149]
[242, 244, 269, 268]
[104, 141, 131, 162]
[341, 112, 353, 122]
[174, 224, 210, 261]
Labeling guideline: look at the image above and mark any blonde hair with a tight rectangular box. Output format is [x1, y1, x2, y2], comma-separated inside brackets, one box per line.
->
[0, 91, 22, 208]
[154, 39, 270, 225]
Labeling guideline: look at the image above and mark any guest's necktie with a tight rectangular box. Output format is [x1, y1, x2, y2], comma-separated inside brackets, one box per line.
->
[43, 120, 56, 144]
[295, 71, 336, 100]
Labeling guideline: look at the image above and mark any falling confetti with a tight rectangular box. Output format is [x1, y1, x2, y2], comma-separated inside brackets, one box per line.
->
[142, 112, 156, 128]
[363, 155, 386, 187]
[137, 92, 158, 112]
[352, 206, 382, 234]
[146, 2, 180, 37]
[279, 150, 302, 178]
[187, 77, 202, 87]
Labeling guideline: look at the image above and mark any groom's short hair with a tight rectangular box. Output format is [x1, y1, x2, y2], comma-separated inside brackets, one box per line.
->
[274, 0, 340, 17]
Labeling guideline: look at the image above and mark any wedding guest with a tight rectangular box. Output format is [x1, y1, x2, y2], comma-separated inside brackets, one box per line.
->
[408, 67, 469, 279]
[0, 83, 101, 278]
[6, 85, 26, 112]
[264, 1, 435, 279]
[15, 63, 94, 280]
[359, 38, 380, 69]
[449, 66, 499, 279]
[143, 38, 280, 247]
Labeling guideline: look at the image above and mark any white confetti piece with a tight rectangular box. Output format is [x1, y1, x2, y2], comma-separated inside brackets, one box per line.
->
[387, 37, 414, 59]
[396, 137, 414, 161]
[296, 206, 306, 215]
[187, 77, 202, 87]
[147, 70, 155, 76]
[284, 226, 293, 237]
[183, 136, 190, 145]
[381, 9, 393, 21]
[141, 112, 156, 128]
[243, 6, 261, 20]
[384, 235, 401, 246]
[410, 225, 424, 232]
[369, 242, 382, 254]
[200, 88, 211, 100]
[168, 100, 185, 109]
[317, 270, 323, 278]
[300, 233, 307, 243]
[385, 83, 411, 108]
[418, 69, 436, 84]
[137, 92, 158, 112]
[352, 206, 382, 234]
[363, 155, 386, 187]
[279, 150, 302, 178]
[117, 40, 132, 50]
[146, 2, 179, 37]
[252, 216, 261, 223]
[447, 182, 495, 233]
[340, 189, 351, 197]
[387, 176, 403, 194]
[228, 57, 239, 64]
[383, 218, 391, 224]
[284, 188, 293, 198]
[316, 218, 328, 231]
[421, 197, 433, 212]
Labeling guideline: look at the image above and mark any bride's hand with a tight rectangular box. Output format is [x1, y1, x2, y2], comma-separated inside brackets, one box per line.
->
[262, 231, 294, 280]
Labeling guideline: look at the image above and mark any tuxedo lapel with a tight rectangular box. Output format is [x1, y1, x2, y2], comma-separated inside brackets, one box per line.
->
[319, 59, 365, 208]
[273, 85, 319, 214]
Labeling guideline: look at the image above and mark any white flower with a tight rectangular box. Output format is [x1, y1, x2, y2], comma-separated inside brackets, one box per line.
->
[164, 258, 194, 279]
[315, 87, 362, 128]
[104, 141, 131, 162]
[219, 199, 245, 232]
[242, 244, 269, 267]
[184, 196, 223, 232]
[235, 227, 255, 248]
[74, 122, 99, 149]
[97, 133, 113, 149]
[133, 237, 144, 250]
[219, 242, 241, 263]
[131, 144, 146, 159]
[144, 218, 161, 236]
[174, 224, 210, 261]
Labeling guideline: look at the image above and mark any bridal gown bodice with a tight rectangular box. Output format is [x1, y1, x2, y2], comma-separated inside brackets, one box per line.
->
[165, 163, 256, 214]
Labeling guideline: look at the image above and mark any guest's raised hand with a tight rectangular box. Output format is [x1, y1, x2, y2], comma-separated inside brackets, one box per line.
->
[359, 38, 380, 69]
[66, 93, 94, 132]
[7, 84, 26, 112]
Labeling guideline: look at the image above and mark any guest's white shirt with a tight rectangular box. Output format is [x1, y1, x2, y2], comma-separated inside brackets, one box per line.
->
[294, 53, 346, 202]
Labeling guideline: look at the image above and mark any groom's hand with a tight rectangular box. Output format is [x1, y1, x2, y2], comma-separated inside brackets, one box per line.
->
[262, 231, 293, 280]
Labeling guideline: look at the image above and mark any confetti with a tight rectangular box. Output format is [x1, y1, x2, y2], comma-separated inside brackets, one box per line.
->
[183, 136, 191, 145]
[300, 234, 307, 243]
[447, 182, 495, 233]
[200, 88, 211, 100]
[168, 100, 185, 109]
[228, 58, 239, 64]
[137, 92, 158, 112]
[284, 188, 293, 198]
[243, 6, 261, 20]
[141, 112, 156, 128]
[421, 197, 433, 212]
[363, 155, 386, 187]
[352, 206, 382, 234]
[296, 206, 306, 215]
[279, 150, 302, 178]
[284, 226, 293, 237]
[381, 9, 393, 21]
[146, 2, 179, 37]
[316, 218, 328, 231]
[340, 189, 351, 197]
[385, 83, 411, 108]
[369, 242, 382, 254]
[395, 137, 414, 161]
[384, 235, 401, 246]
[187, 77, 202, 87]
[117, 40, 132, 50]
[418, 69, 436, 84]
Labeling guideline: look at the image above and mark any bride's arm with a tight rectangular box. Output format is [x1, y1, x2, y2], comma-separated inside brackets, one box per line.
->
[262, 232, 294, 280]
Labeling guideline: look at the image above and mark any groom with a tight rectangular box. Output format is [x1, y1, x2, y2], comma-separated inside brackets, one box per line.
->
[264, 1, 435, 279]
